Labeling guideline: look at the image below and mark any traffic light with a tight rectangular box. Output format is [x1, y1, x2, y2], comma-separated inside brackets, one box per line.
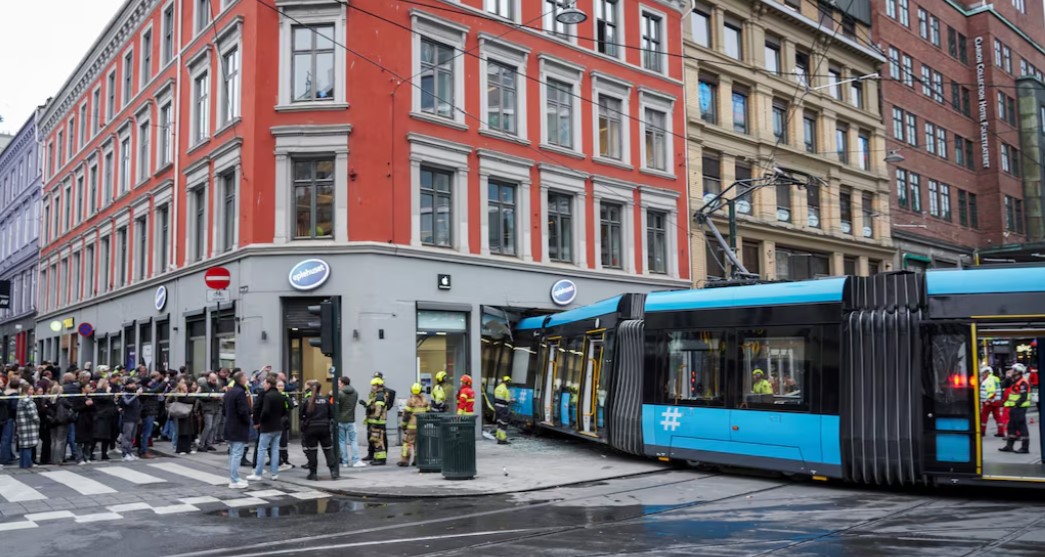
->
[307, 298, 338, 357]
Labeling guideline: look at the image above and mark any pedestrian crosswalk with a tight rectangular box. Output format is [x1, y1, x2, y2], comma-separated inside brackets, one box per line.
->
[0, 463, 331, 530]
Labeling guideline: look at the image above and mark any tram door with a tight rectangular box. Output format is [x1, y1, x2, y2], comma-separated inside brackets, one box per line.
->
[539, 339, 560, 425]
[922, 323, 978, 476]
[579, 337, 604, 436]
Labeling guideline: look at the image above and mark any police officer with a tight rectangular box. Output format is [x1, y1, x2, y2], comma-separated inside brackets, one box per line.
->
[493, 376, 512, 445]
[399, 383, 429, 467]
[300, 380, 339, 480]
[457, 374, 475, 415]
[751, 369, 772, 395]
[431, 371, 451, 413]
[365, 377, 388, 465]
[1000, 363, 1032, 454]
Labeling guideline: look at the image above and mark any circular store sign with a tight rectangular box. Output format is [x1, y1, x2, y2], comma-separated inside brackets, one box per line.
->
[78, 323, 95, 337]
[288, 258, 331, 291]
[155, 285, 168, 311]
[550, 279, 578, 306]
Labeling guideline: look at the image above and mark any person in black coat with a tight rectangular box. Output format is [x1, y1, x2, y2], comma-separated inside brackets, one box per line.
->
[90, 379, 118, 460]
[248, 375, 286, 479]
[74, 382, 95, 464]
[300, 380, 338, 481]
[223, 371, 252, 487]
[139, 372, 168, 458]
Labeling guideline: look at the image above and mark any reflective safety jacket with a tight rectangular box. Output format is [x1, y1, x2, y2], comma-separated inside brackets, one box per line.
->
[1004, 377, 1031, 408]
[403, 394, 429, 430]
[366, 389, 388, 425]
[980, 374, 1000, 403]
[752, 379, 773, 395]
[494, 382, 511, 408]
[457, 386, 475, 415]
[431, 383, 448, 413]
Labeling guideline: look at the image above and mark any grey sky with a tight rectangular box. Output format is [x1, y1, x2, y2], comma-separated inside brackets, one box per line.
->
[0, 0, 125, 133]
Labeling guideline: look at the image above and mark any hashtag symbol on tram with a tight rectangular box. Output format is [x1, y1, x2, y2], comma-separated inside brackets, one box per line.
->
[660, 407, 682, 432]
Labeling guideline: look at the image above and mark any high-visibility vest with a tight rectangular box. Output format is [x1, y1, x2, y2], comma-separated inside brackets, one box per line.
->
[494, 382, 511, 407]
[1004, 378, 1031, 408]
[980, 374, 999, 403]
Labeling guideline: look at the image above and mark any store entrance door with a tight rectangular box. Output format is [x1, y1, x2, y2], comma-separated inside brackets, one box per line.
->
[289, 333, 332, 391]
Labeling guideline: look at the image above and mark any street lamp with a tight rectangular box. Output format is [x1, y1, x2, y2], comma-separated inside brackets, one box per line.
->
[884, 149, 905, 163]
[555, 2, 588, 24]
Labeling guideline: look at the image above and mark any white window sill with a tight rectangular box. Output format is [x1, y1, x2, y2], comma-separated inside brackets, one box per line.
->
[186, 138, 211, 156]
[134, 176, 151, 189]
[478, 128, 530, 146]
[593, 156, 632, 170]
[154, 162, 174, 177]
[539, 143, 585, 160]
[639, 167, 676, 180]
[410, 111, 468, 131]
[215, 117, 242, 136]
[275, 102, 349, 113]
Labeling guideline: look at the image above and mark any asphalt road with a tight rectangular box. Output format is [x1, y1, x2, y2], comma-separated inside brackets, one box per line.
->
[2, 458, 1044, 557]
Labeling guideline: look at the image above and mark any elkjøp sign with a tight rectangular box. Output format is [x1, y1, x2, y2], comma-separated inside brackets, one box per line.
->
[550, 279, 578, 306]
[288, 259, 331, 291]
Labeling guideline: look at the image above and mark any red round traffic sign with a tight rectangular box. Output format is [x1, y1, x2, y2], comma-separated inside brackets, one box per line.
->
[204, 266, 231, 290]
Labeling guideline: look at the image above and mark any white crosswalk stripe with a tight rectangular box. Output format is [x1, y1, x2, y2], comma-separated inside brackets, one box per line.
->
[95, 466, 167, 485]
[147, 462, 229, 485]
[0, 475, 46, 503]
[40, 471, 117, 495]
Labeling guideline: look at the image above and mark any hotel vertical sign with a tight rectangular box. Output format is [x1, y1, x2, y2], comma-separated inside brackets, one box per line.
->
[974, 37, 991, 169]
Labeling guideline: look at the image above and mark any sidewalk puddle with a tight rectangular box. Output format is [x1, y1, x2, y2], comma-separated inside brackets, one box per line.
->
[207, 497, 385, 519]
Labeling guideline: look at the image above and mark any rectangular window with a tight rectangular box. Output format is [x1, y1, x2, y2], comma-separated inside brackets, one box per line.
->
[544, 0, 575, 40]
[723, 21, 742, 60]
[698, 77, 717, 124]
[959, 34, 968, 63]
[546, 79, 574, 148]
[803, 112, 817, 153]
[969, 193, 978, 228]
[107, 72, 117, 121]
[937, 127, 947, 159]
[836, 123, 849, 163]
[84, 245, 95, 298]
[898, 0, 909, 25]
[488, 179, 516, 256]
[964, 138, 974, 169]
[772, 100, 788, 144]
[294, 158, 336, 240]
[910, 172, 922, 213]
[840, 188, 852, 234]
[850, 81, 864, 109]
[160, 102, 173, 166]
[740, 327, 812, 407]
[193, 72, 210, 143]
[902, 55, 914, 87]
[192, 188, 206, 261]
[928, 180, 939, 216]
[896, 168, 908, 208]
[137, 120, 150, 181]
[119, 137, 131, 194]
[1004, 45, 1012, 73]
[196, 0, 210, 32]
[955, 136, 966, 168]
[930, 16, 940, 46]
[293, 25, 336, 102]
[221, 172, 236, 252]
[99, 236, 110, 293]
[857, 131, 870, 170]
[828, 67, 841, 100]
[141, 30, 152, 86]
[862, 192, 875, 237]
[807, 183, 821, 228]
[994, 39, 1003, 66]
[116, 226, 128, 287]
[692, 6, 711, 47]
[665, 329, 726, 404]
[776, 183, 792, 223]
[887, 0, 897, 18]
[644, 107, 667, 170]
[600, 203, 623, 269]
[547, 192, 573, 263]
[918, 8, 928, 38]
[487, 61, 518, 135]
[921, 65, 932, 97]
[135, 216, 148, 280]
[485, 0, 515, 19]
[647, 210, 667, 274]
[157, 204, 169, 272]
[958, 189, 968, 226]
[597, 95, 622, 159]
[162, 4, 175, 65]
[961, 87, 971, 116]
[57, 131, 64, 167]
[701, 152, 721, 198]
[78, 104, 87, 148]
[765, 36, 781, 75]
[794, 50, 810, 87]
[123, 51, 134, 106]
[221, 47, 241, 124]
[732, 88, 748, 134]
[88, 163, 98, 215]
[640, 11, 663, 72]
[888, 47, 901, 79]
[92, 88, 101, 134]
[103, 151, 114, 205]
[892, 107, 903, 140]
[925, 122, 936, 154]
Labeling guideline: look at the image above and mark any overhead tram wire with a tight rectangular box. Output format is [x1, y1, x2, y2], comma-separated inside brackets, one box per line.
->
[252, 0, 703, 250]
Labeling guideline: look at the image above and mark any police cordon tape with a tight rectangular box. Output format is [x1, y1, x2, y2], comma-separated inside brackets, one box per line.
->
[0, 391, 313, 401]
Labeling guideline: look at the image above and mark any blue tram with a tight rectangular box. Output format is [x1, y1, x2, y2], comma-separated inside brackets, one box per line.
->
[511, 267, 1045, 486]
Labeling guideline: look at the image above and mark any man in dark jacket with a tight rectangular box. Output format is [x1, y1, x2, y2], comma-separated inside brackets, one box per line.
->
[138, 372, 167, 458]
[336, 376, 363, 468]
[247, 375, 285, 481]
[223, 371, 252, 488]
[60, 373, 87, 463]
[197, 373, 223, 452]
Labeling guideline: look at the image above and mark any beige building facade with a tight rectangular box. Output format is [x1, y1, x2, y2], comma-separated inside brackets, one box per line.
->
[684, 0, 895, 285]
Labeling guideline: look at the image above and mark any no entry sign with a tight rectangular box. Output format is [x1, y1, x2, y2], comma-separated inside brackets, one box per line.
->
[204, 266, 231, 290]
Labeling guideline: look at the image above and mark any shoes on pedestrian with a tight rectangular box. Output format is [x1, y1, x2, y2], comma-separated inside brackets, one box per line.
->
[372, 460, 386, 466]
[994, 433, 1006, 438]
[1015, 447, 1030, 454]
[101, 454, 110, 460]
[246, 474, 262, 481]
[306, 471, 318, 481]
[330, 468, 340, 480]
[177, 451, 188, 455]
[278, 464, 293, 472]
[497, 440, 510, 445]
[362, 456, 373, 462]
[122, 455, 134, 462]
[204, 446, 217, 452]
[228, 481, 249, 489]
[271, 474, 279, 480]
[999, 446, 1014, 452]
[352, 461, 367, 468]
[190, 449, 198, 454]
[77, 460, 87, 466]
[397, 461, 408, 467]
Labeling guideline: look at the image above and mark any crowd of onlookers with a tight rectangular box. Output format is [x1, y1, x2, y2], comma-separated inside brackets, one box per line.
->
[0, 362, 303, 469]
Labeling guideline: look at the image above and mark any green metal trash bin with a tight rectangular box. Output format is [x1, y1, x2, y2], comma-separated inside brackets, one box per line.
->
[440, 415, 477, 480]
[416, 413, 445, 473]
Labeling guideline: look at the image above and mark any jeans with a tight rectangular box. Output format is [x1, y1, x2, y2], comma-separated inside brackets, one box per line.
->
[66, 423, 81, 461]
[338, 422, 360, 465]
[121, 421, 137, 456]
[139, 416, 156, 455]
[0, 419, 14, 464]
[254, 431, 281, 476]
[51, 425, 68, 465]
[229, 441, 247, 483]
[200, 412, 218, 447]
[170, 420, 179, 450]
[19, 447, 32, 468]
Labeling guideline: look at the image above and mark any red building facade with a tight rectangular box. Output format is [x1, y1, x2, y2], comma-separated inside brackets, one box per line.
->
[874, 0, 1045, 269]
[36, 0, 691, 392]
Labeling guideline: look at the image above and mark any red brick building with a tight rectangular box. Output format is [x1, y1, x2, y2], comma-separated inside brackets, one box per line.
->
[875, 0, 1045, 269]
[35, 0, 691, 395]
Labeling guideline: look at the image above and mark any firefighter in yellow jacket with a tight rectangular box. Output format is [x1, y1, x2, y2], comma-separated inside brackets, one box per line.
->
[365, 377, 388, 465]
[494, 376, 512, 445]
[431, 371, 451, 413]
[399, 383, 430, 467]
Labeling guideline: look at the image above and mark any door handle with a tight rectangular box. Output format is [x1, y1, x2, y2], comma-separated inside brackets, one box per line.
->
[732, 425, 739, 431]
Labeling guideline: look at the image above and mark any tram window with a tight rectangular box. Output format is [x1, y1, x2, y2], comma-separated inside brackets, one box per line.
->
[510, 342, 534, 385]
[929, 332, 971, 414]
[666, 330, 727, 405]
[739, 328, 812, 407]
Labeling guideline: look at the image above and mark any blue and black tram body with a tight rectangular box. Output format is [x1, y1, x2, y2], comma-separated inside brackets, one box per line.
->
[512, 267, 1045, 486]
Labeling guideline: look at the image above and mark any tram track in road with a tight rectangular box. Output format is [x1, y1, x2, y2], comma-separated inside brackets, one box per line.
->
[168, 469, 734, 557]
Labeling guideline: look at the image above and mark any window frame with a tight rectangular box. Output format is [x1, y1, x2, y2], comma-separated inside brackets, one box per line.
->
[190, 58, 211, 146]
[277, 3, 348, 108]
[595, 0, 622, 59]
[639, 89, 675, 176]
[479, 37, 528, 139]
[291, 157, 336, 241]
[218, 24, 242, 127]
[639, 7, 666, 74]
[411, 13, 467, 126]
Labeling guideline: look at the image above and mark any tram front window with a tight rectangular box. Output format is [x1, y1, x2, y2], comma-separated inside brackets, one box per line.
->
[666, 330, 726, 404]
[740, 328, 811, 407]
